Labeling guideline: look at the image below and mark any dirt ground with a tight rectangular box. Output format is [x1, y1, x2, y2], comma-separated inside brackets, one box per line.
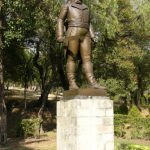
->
[0, 131, 56, 150]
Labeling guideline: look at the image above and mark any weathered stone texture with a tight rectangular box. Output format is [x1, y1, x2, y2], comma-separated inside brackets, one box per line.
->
[57, 95, 114, 150]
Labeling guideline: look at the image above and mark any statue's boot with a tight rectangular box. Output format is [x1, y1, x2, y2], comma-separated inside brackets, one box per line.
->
[66, 62, 79, 90]
[82, 62, 104, 89]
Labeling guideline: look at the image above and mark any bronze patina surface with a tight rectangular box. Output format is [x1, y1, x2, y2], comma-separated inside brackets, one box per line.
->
[57, 0, 104, 90]
[63, 88, 107, 98]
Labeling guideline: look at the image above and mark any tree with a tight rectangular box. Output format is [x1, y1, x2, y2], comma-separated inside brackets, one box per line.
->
[1, 0, 149, 116]
[3, 0, 67, 104]
[0, 0, 7, 145]
[88, 0, 150, 108]
[31, 0, 68, 119]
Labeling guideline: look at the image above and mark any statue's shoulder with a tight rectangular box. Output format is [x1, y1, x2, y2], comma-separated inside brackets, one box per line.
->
[66, 1, 72, 7]
[61, 3, 70, 10]
[82, 3, 88, 9]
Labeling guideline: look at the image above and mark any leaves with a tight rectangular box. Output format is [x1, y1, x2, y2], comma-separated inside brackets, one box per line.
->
[2, 0, 150, 106]
[90, 0, 150, 106]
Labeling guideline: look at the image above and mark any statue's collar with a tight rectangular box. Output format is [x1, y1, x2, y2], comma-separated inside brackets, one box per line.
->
[74, 0, 82, 4]
[75, 2, 82, 4]
[71, 3, 88, 10]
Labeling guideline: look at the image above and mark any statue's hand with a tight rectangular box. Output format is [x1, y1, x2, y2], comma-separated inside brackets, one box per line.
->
[57, 36, 65, 43]
[92, 36, 98, 43]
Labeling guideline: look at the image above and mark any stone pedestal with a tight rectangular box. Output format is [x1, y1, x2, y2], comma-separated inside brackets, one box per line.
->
[57, 88, 114, 150]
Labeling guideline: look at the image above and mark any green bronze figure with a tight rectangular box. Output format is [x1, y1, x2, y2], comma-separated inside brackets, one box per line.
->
[57, 0, 101, 90]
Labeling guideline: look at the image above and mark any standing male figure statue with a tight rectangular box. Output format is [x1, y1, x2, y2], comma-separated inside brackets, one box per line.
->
[57, 0, 101, 90]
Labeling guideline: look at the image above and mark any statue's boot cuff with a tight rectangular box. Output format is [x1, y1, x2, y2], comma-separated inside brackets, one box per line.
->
[66, 62, 79, 90]
[67, 73, 79, 90]
[85, 73, 104, 89]
[69, 85, 79, 90]
[90, 82, 106, 89]
[82, 62, 105, 89]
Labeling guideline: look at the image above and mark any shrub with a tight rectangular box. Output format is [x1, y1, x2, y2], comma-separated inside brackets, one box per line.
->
[114, 114, 150, 139]
[128, 105, 142, 118]
[130, 117, 150, 140]
[115, 104, 128, 114]
[20, 118, 41, 138]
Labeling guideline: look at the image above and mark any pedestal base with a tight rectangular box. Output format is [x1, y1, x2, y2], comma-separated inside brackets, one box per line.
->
[57, 89, 114, 150]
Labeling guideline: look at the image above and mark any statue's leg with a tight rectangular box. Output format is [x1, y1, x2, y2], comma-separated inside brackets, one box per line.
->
[80, 36, 101, 89]
[66, 38, 79, 90]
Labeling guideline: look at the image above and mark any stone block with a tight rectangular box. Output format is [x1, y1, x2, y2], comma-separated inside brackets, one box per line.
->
[97, 125, 114, 134]
[105, 142, 115, 150]
[106, 108, 114, 117]
[57, 90, 114, 150]
[103, 117, 114, 126]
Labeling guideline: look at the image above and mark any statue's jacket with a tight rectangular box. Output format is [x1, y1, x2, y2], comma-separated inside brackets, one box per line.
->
[57, 2, 95, 41]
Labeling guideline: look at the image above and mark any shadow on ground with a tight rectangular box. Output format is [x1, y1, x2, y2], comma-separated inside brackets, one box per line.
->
[0, 136, 55, 150]
[0, 138, 33, 150]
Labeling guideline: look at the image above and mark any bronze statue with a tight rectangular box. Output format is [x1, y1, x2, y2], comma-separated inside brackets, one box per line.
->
[57, 0, 101, 90]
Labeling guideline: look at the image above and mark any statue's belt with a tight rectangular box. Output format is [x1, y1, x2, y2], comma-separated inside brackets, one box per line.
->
[62, 36, 83, 60]
[68, 22, 89, 29]
[63, 36, 85, 47]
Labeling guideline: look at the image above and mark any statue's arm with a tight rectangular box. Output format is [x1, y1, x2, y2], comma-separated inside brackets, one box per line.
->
[89, 24, 95, 40]
[56, 4, 68, 43]
[89, 23, 98, 43]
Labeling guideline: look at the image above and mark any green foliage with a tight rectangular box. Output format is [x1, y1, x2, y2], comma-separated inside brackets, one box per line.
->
[114, 114, 128, 137]
[3, 0, 40, 85]
[4, 0, 36, 44]
[4, 43, 36, 84]
[91, 0, 150, 107]
[117, 143, 150, 150]
[3, 0, 64, 91]
[93, 0, 119, 39]
[2, 0, 150, 108]
[114, 104, 128, 114]
[105, 79, 127, 100]
[130, 117, 150, 140]
[128, 105, 142, 118]
[114, 114, 150, 139]
[148, 104, 150, 113]
[20, 118, 41, 138]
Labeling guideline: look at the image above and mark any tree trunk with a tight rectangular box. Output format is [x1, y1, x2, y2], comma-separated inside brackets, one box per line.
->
[135, 65, 143, 107]
[39, 84, 50, 106]
[0, 0, 7, 144]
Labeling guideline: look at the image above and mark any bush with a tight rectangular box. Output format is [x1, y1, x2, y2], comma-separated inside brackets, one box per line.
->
[114, 104, 128, 114]
[20, 118, 41, 138]
[114, 114, 150, 139]
[130, 117, 150, 140]
[128, 105, 142, 118]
